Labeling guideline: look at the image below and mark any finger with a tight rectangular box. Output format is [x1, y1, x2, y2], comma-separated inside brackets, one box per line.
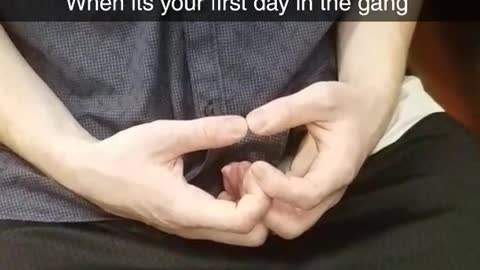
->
[217, 191, 235, 201]
[233, 161, 252, 197]
[175, 223, 269, 247]
[159, 116, 248, 158]
[253, 126, 360, 210]
[302, 125, 361, 205]
[179, 168, 269, 247]
[242, 164, 269, 199]
[221, 162, 252, 199]
[265, 188, 346, 240]
[247, 82, 343, 136]
[235, 162, 252, 180]
[250, 161, 321, 210]
[288, 133, 318, 177]
[221, 165, 237, 198]
[180, 184, 270, 234]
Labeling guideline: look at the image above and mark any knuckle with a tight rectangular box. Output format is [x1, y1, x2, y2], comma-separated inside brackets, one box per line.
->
[297, 196, 317, 211]
[197, 122, 212, 141]
[232, 195, 268, 233]
[234, 216, 258, 234]
[296, 185, 321, 210]
[318, 92, 338, 113]
[245, 226, 269, 247]
[310, 82, 341, 114]
[266, 213, 305, 241]
[278, 225, 305, 240]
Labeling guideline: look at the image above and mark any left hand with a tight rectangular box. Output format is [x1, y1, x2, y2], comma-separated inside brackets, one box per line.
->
[222, 81, 399, 239]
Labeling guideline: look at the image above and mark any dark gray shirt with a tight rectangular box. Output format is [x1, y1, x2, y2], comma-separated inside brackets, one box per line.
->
[0, 22, 337, 222]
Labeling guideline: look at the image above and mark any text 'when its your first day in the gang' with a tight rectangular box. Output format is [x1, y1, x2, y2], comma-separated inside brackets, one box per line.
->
[67, 0, 410, 17]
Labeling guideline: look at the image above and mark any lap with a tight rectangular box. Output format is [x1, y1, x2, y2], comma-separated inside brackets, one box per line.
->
[1, 113, 479, 270]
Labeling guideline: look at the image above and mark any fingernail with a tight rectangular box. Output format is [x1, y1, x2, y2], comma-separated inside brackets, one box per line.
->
[221, 164, 233, 176]
[239, 161, 252, 171]
[246, 109, 267, 134]
[223, 116, 248, 138]
[250, 161, 269, 180]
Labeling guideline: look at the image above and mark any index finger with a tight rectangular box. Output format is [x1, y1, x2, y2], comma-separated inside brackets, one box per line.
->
[157, 116, 248, 159]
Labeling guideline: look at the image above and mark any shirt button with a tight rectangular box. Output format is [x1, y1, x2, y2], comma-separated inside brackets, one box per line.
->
[204, 101, 222, 116]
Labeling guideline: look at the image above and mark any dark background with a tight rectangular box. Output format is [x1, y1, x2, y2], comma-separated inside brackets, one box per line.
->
[410, 21, 480, 136]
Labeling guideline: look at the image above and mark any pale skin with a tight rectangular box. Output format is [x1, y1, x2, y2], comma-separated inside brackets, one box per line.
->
[0, 25, 270, 247]
[0, 20, 417, 246]
[222, 21, 418, 240]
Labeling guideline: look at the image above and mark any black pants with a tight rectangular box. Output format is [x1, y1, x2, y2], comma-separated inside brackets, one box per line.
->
[1, 113, 480, 270]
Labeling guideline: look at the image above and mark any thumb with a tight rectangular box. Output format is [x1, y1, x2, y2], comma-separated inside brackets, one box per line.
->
[162, 116, 248, 158]
[246, 82, 343, 136]
[221, 162, 252, 199]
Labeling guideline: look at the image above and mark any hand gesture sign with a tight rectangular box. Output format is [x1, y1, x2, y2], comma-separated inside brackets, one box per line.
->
[61, 116, 270, 246]
[222, 82, 397, 239]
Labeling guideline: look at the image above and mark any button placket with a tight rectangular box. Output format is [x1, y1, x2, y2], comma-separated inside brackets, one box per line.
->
[204, 99, 224, 116]
[184, 22, 227, 118]
[183, 22, 227, 186]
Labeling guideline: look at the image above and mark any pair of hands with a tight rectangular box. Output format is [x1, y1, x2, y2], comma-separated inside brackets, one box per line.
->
[60, 81, 397, 247]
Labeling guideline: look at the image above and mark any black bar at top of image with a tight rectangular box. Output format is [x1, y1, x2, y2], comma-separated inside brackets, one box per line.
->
[0, 0, 479, 22]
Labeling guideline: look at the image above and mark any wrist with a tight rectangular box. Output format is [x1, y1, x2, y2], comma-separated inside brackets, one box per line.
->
[45, 132, 99, 186]
[4, 124, 100, 188]
[346, 80, 402, 115]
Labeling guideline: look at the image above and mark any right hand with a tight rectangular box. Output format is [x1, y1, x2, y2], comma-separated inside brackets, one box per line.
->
[56, 116, 270, 247]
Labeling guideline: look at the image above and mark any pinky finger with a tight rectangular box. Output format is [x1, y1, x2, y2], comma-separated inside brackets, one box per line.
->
[175, 224, 269, 247]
